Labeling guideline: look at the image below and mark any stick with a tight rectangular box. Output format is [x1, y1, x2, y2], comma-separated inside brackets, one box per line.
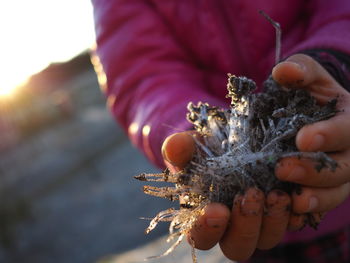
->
[259, 10, 282, 64]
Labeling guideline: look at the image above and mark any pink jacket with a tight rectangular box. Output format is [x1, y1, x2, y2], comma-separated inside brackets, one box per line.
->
[92, 0, 350, 243]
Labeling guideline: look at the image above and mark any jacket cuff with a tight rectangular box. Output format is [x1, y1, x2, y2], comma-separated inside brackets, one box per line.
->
[301, 49, 350, 92]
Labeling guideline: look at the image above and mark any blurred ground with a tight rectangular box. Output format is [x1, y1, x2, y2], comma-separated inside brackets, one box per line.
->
[102, 236, 231, 263]
[0, 60, 172, 263]
[0, 53, 229, 263]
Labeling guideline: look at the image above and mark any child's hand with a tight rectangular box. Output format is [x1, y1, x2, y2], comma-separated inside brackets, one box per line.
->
[273, 54, 350, 218]
[161, 54, 350, 261]
[162, 132, 298, 261]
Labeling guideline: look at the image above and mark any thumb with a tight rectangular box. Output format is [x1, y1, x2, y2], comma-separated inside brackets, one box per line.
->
[161, 131, 196, 169]
[272, 54, 347, 103]
[272, 54, 328, 87]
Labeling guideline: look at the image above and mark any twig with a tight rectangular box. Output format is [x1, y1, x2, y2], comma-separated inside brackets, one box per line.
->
[259, 10, 282, 64]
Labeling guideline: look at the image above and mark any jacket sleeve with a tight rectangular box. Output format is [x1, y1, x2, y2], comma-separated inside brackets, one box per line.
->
[91, 0, 225, 168]
[284, 0, 350, 54]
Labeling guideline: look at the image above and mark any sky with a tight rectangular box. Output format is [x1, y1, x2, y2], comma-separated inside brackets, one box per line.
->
[0, 0, 96, 96]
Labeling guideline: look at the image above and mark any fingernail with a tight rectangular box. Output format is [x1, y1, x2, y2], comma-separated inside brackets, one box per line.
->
[307, 134, 325, 151]
[161, 142, 177, 167]
[288, 166, 306, 181]
[206, 218, 226, 228]
[289, 61, 305, 71]
[241, 200, 261, 216]
[267, 191, 279, 204]
[241, 190, 263, 215]
[308, 196, 319, 211]
[161, 147, 172, 165]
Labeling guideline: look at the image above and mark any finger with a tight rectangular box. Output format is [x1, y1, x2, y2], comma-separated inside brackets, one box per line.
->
[273, 54, 329, 87]
[275, 151, 350, 187]
[161, 131, 196, 168]
[188, 203, 230, 250]
[257, 190, 291, 250]
[292, 183, 350, 213]
[272, 54, 348, 102]
[287, 213, 307, 231]
[296, 113, 350, 152]
[219, 188, 264, 261]
[272, 58, 305, 87]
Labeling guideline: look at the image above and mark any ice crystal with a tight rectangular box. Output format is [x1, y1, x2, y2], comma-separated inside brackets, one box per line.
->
[135, 74, 338, 261]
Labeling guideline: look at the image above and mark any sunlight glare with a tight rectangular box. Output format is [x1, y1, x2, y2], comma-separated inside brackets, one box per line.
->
[0, 0, 96, 97]
[0, 84, 19, 98]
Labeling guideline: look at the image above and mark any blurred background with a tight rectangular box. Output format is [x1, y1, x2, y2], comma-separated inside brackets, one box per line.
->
[0, 1, 176, 262]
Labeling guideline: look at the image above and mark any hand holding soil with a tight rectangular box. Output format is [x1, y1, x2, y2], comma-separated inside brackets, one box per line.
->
[274, 54, 350, 223]
[162, 132, 294, 261]
[160, 54, 350, 261]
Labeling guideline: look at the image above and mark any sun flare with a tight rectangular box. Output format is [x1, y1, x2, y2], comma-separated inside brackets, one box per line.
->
[0, 85, 18, 97]
[0, 0, 95, 100]
[0, 69, 28, 99]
